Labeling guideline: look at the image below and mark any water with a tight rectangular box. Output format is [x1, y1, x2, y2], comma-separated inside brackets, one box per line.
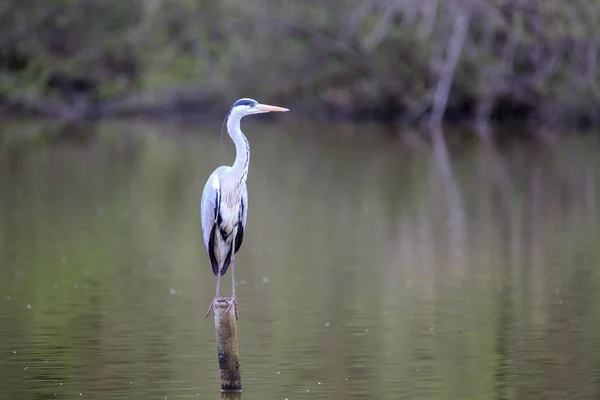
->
[1, 120, 599, 399]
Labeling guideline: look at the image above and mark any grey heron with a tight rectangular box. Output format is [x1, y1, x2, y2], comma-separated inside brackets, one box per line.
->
[201, 98, 289, 317]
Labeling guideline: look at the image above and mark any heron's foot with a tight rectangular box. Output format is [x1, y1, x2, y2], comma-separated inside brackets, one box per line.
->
[225, 296, 238, 320]
[204, 297, 238, 319]
[205, 297, 218, 318]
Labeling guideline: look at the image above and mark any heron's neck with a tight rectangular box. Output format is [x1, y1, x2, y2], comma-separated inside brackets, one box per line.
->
[227, 115, 250, 183]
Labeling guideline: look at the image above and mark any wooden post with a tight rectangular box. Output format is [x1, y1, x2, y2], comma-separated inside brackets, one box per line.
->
[214, 297, 242, 392]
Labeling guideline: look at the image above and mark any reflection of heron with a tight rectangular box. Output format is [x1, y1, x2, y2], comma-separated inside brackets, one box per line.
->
[202, 98, 289, 317]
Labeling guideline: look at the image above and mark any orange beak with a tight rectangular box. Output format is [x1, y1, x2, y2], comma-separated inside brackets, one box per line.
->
[256, 104, 290, 112]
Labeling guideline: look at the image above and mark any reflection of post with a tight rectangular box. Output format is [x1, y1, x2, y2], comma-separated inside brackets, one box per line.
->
[214, 299, 242, 392]
[221, 391, 242, 400]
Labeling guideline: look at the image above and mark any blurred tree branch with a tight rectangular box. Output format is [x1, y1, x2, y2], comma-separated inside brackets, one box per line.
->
[0, 0, 598, 125]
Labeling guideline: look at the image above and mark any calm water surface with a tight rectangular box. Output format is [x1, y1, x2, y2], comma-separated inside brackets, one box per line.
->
[0, 120, 599, 399]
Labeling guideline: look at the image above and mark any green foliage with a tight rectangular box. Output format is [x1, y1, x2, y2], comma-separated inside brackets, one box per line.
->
[0, 0, 599, 124]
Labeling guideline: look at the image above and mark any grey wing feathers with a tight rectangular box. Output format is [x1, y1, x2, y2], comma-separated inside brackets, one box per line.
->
[200, 173, 220, 252]
[200, 169, 247, 274]
[201, 172, 221, 275]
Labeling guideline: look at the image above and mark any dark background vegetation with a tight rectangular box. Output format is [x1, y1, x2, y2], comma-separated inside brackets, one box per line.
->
[1, 0, 599, 126]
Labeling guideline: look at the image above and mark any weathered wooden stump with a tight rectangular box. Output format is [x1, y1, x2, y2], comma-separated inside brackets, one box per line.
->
[213, 297, 242, 392]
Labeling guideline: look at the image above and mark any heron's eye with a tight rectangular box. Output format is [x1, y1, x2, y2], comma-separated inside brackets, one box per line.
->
[249, 103, 255, 108]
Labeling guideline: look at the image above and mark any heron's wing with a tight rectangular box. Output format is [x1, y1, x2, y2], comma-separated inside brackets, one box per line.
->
[200, 172, 220, 248]
[201, 172, 221, 274]
[234, 183, 248, 254]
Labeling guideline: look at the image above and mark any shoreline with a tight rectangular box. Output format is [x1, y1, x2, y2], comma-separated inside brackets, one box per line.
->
[0, 93, 594, 130]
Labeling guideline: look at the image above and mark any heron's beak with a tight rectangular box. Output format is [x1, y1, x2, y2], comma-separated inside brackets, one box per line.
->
[256, 104, 289, 112]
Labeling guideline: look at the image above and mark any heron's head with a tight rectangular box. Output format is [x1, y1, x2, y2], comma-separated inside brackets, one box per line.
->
[221, 98, 289, 140]
[228, 98, 289, 118]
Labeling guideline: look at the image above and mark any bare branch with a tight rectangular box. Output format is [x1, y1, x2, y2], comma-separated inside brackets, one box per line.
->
[430, 7, 471, 125]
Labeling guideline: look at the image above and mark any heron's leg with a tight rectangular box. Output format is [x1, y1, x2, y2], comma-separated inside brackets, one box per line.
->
[205, 236, 223, 318]
[205, 271, 221, 317]
[225, 233, 238, 318]
[225, 253, 237, 314]
[231, 252, 236, 299]
[215, 271, 222, 298]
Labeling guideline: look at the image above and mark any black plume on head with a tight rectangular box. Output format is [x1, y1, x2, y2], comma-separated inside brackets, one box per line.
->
[232, 98, 257, 107]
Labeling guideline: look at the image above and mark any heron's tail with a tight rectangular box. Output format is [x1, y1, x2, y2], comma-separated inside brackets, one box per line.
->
[208, 223, 234, 276]
[208, 225, 220, 275]
[220, 246, 233, 276]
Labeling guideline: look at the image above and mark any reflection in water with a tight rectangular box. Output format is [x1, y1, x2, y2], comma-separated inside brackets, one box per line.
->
[221, 392, 242, 400]
[0, 120, 599, 399]
[430, 127, 466, 258]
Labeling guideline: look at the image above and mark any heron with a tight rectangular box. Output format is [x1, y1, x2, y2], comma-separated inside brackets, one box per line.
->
[201, 98, 289, 318]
